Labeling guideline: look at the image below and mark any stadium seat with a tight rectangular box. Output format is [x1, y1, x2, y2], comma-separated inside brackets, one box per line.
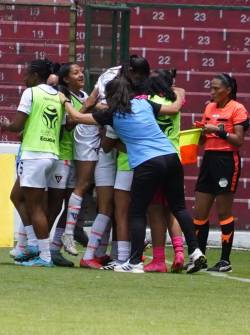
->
[0, 41, 69, 64]
[0, 66, 25, 85]
[0, 5, 69, 22]
[0, 2, 249, 228]
[0, 22, 69, 42]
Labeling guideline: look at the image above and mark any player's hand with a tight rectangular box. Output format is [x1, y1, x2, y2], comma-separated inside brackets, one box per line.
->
[173, 87, 186, 105]
[174, 87, 185, 98]
[58, 92, 67, 104]
[203, 124, 219, 134]
[0, 117, 11, 131]
[95, 102, 108, 111]
[193, 121, 205, 128]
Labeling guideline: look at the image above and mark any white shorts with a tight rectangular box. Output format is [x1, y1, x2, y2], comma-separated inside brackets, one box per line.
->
[114, 170, 134, 191]
[74, 124, 100, 161]
[19, 159, 56, 188]
[94, 148, 117, 187]
[17, 161, 23, 177]
[48, 160, 76, 189]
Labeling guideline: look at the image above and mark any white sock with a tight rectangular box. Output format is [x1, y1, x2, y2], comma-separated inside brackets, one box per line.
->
[95, 221, 111, 258]
[117, 241, 131, 262]
[38, 238, 51, 262]
[65, 193, 83, 235]
[25, 225, 38, 247]
[51, 227, 64, 251]
[110, 241, 118, 260]
[16, 222, 27, 252]
[84, 214, 110, 260]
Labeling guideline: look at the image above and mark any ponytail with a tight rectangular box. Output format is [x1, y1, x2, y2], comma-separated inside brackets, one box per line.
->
[105, 76, 132, 115]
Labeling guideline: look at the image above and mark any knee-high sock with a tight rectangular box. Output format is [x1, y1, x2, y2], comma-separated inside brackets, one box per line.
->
[25, 225, 38, 247]
[117, 241, 131, 262]
[152, 246, 165, 262]
[64, 193, 83, 235]
[171, 236, 184, 256]
[51, 227, 64, 251]
[16, 222, 27, 251]
[95, 221, 112, 258]
[38, 238, 51, 262]
[220, 216, 234, 262]
[83, 214, 110, 260]
[193, 218, 209, 255]
[173, 209, 198, 255]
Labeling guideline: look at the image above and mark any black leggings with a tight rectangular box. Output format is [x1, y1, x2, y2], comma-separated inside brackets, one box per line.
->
[129, 153, 198, 264]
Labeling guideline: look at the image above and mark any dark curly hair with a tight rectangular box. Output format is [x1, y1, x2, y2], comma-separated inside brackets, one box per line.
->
[29, 59, 59, 82]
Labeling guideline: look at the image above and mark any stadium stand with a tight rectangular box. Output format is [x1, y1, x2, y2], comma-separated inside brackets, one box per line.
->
[0, 0, 249, 229]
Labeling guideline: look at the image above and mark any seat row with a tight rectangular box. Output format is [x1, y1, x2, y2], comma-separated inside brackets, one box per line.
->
[130, 7, 250, 30]
[0, 4, 69, 22]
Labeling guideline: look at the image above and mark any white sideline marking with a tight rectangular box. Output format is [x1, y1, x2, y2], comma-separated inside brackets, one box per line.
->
[164, 259, 250, 283]
[205, 271, 250, 283]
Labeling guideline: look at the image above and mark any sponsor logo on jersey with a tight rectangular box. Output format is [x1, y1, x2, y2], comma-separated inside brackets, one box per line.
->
[71, 212, 78, 221]
[40, 136, 55, 143]
[42, 105, 58, 129]
[156, 117, 173, 136]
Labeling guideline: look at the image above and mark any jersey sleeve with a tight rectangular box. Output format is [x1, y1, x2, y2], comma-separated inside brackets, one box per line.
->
[17, 88, 32, 115]
[232, 104, 249, 125]
[146, 100, 161, 117]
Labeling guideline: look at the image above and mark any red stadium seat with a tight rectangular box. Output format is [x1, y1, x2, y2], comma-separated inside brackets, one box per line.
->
[0, 21, 69, 42]
[0, 41, 69, 63]
[0, 66, 25, 85]
[177, 71, 250, 95]
[0, 5, 69, 22]
[0, 2, 249, 229]
[0, 85, 24, 105]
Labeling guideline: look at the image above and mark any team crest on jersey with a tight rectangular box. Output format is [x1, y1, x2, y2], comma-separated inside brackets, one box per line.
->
[55, 175, 62, 183]
[71, 212, 78, 221]
[157, 117, 173, 136]
[42, 105, 58, 129]
[219, 177, 228, 188]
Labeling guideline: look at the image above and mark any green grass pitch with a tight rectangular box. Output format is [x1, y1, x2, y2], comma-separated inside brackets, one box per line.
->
[0, 247, 249, 335]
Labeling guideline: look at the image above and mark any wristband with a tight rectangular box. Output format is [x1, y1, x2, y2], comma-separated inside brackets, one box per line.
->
[63, 99, 71, 105]
[217, 130, 229, 139]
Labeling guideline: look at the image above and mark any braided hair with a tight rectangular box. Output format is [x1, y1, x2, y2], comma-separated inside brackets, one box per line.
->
[29, 59, 58, 82]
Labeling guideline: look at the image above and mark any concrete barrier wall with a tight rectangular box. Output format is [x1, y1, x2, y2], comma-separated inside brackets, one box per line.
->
[0, 144, 19, 246]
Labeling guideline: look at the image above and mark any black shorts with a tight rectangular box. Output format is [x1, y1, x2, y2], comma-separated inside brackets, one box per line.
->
[195, 151, 241, 195]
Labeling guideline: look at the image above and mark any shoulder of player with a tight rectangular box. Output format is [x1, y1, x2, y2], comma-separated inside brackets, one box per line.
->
[226, 100, 248, 118]
[204, 101, 216, 111]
